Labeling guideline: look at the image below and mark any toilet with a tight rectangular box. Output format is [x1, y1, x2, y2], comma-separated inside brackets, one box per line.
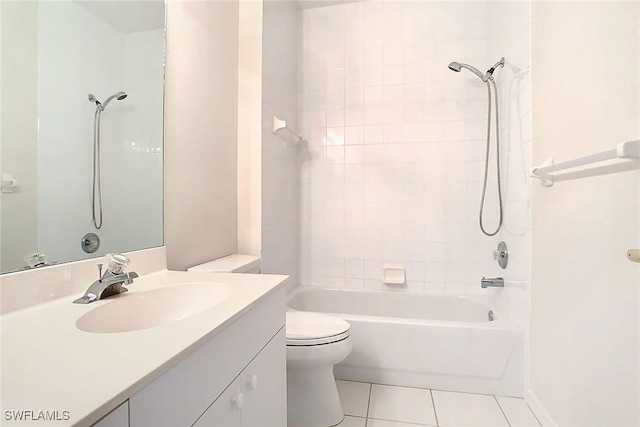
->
[286, 311, 352, 427]
[188, 254, 353, 427]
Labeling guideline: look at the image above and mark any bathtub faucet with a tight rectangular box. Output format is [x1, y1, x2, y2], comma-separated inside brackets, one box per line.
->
[481, 277, 504, 288]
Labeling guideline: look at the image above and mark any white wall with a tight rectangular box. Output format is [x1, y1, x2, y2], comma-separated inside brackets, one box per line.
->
[297, 0, 531, 312]
[261, 0, 300, 282]
[164, 0, 240, 271]
[530, 2, 640, 425]
[0, 0, 39, 272]
[237, 0, 263, 258]
[37, 1, 163, 266]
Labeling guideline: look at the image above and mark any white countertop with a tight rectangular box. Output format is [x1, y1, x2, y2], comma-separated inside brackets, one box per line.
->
[0, 270, 288, 427]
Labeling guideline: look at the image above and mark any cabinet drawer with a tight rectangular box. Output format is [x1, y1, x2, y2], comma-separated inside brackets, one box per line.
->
[130, 287, 285, 427]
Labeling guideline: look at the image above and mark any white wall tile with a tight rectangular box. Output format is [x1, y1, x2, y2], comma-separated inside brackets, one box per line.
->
[295, 2, 531, 331]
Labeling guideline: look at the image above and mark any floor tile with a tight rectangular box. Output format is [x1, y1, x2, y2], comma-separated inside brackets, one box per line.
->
[496, 396, 540, 427]
[432, 391, 509, 427]
[367, 419, 430, 427]
[368, 384, 437, 426]
[337, 416, 366, 427]
[336, 380, 371, 417]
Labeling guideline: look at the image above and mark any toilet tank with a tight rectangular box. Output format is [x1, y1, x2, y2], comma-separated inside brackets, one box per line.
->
[187, 254, 261, 274]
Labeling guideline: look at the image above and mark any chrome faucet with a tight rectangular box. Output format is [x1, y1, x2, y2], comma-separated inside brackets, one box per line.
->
[73, 253, 138, 304]
[481, 277, 504, 288]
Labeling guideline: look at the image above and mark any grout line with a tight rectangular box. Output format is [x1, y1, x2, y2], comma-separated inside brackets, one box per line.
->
[364, 380, 504, 398]
[368, 416, 435, 426]
[364, 382, 372, 427]
[431, 389, 440, 427]
[523, 400, 543, 427]
[494, 395, 512, 427]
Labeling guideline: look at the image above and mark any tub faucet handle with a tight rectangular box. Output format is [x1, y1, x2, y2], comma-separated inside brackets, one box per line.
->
[493, 241, 509, 269]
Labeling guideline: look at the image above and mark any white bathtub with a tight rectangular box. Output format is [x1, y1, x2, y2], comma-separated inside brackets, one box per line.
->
[288, 287, 524, 397]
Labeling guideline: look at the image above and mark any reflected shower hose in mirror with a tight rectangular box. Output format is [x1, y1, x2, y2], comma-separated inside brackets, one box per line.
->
[88, 92, 128, 229]
[448, 58, 505, 237]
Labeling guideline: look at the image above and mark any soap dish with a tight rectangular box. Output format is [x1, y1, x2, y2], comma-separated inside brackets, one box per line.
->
[383, 266, 406, 285]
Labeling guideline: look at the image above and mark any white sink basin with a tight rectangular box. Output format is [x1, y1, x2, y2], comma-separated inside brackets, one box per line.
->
[76, 283, 231, 333]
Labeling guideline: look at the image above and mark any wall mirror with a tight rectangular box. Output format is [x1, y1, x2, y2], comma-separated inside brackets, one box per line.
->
[0, 0, 165, 273]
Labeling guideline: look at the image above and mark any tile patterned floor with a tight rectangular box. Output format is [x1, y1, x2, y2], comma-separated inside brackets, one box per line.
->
[336, 380, 541, 427]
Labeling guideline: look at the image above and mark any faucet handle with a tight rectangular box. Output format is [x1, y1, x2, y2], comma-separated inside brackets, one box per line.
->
[105, 253, 130, 274]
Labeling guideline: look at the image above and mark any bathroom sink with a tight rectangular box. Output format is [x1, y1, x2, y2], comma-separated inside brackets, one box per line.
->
[76, 283, 231, 333]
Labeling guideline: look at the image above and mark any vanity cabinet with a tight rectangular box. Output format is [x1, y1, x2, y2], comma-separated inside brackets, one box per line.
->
[128, 288, 286, 427]
[92, 401, 129, 427]
[194, 328, 286, 427]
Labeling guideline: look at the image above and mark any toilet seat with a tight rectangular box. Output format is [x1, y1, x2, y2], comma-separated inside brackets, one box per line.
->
[286, 312, 350, 346]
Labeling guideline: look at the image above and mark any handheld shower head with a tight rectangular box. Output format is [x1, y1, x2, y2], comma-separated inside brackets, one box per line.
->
[88, 91, 127, 111]
[448, 61, 486, 81]
[448, 62, 462, 72]
[102, 91, 128, 109]
[88, 93, 101, 108]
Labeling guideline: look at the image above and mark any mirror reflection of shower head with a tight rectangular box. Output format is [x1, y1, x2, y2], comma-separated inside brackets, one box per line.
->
[102, 91, 127, 109]
[88, 93, 100, 108]
[87, 91, 127, 111]
[447, 61, 487, 81]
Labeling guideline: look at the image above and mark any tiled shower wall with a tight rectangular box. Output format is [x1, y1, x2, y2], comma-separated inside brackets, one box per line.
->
[487, 2, 531, 324]
[297, 1, 531, 305]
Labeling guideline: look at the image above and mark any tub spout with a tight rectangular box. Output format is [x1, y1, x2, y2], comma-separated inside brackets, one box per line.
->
[481, 277, 504, 288]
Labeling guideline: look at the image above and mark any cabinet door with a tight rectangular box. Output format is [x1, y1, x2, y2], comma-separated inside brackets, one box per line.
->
[193, 377, 242, 427]
[240, 328, 286, 427]
[93, 401, 129, 427]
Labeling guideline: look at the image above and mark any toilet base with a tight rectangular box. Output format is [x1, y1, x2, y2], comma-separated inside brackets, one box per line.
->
[287, 366, 344, 427]
[286, 337, 353, 427]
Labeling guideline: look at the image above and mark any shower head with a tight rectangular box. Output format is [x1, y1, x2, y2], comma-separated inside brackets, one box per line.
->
[448, 62, 461, 72]
[88, 91, 127, 111]
[88, 93, 102, 108]
[448, 61, 486, 81]
[102, 91, 128, 109]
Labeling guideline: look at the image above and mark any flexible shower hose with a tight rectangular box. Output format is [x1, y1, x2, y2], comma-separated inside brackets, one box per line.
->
[479, 78, 503, 236]
[92, 109, 103, 230]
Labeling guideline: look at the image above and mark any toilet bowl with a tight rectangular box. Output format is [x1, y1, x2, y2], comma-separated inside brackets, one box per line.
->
[286, 311, 352, 427]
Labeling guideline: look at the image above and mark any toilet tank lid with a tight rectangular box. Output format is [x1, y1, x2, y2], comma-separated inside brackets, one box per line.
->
[187, 254, 261, 273]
